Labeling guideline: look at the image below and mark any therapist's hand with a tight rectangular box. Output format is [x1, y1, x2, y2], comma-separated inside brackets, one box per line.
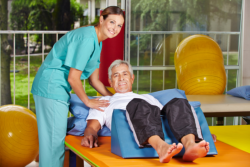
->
[86, 97, 109, 111]
[81, 134, 98, 148]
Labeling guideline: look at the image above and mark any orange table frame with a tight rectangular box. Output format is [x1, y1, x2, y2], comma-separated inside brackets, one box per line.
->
[65, 135, 250, 167]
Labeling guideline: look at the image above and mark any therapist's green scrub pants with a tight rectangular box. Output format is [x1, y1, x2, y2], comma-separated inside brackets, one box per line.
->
[33, 95, 69, 167]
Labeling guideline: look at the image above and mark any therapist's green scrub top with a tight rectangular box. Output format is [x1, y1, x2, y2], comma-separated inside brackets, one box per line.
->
[31, 26, 102, 102]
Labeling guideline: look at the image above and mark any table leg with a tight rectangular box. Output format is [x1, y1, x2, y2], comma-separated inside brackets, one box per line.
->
[69, 150, 84, 167]
[76, 154, 84, 167]
[64, 150, 70, 167]
[216, 117, 224, 125]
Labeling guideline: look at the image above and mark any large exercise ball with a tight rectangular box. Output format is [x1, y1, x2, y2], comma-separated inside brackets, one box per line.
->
[0, 105, 39, 167]
[174, 35, 226, 95]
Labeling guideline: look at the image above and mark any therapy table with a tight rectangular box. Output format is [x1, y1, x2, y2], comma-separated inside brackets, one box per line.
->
[65, 94, 250, 166]
[65, 125, 250, 167]
[186, 94, 250, 117]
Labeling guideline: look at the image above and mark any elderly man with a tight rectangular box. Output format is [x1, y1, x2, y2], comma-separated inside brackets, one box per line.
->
[81, 60, 209, 163]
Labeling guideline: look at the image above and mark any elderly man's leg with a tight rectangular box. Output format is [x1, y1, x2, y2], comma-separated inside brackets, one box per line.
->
[161, 98, 209, 161]
[126, 98, 182, 163]
[181, 134, 209, 161]
[148, 135, 183, 163]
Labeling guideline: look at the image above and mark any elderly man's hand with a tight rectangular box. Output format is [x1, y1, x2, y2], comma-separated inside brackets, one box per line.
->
[81, 134, 98, 148]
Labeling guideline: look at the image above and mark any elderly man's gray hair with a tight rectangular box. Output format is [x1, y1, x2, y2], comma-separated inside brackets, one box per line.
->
[108, 60, 133, 80]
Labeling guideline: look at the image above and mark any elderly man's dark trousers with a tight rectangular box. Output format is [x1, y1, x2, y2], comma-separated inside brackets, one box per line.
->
[126, 98, 203, 147]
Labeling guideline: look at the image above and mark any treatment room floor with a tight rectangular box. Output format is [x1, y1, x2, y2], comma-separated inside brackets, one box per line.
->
[25, 160, 91, 167]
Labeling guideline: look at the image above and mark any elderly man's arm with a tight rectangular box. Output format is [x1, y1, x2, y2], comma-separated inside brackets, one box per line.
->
[81, 120, 101, 148]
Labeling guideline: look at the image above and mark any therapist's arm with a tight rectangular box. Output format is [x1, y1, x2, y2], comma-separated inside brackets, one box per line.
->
[68, 68, 109, 111]
[88, 68, 113, 96]
[81, 120, 101, 148]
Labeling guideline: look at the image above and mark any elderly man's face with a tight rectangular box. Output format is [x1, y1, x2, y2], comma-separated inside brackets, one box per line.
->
[108, 64, 134, 93]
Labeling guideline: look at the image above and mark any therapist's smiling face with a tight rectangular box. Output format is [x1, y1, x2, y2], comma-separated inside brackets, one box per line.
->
[101, 14, 124, 39]
[108, 64, 134, 93]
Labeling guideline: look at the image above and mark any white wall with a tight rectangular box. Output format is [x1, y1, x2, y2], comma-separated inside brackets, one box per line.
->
[100, 0, 106, 9]
[241, 0, 250, 86]
[106, 0, 117, 6]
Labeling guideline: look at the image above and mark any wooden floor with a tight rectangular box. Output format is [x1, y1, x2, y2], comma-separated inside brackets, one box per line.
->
[25, 160, 91, 167]
[25, 161, 39, 167]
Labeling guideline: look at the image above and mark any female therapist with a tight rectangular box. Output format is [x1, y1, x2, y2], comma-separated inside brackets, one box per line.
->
[31, 6, 124, 167]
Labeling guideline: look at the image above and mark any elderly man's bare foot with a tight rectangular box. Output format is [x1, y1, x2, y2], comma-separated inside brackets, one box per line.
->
[183, 140, 209, 161]
[158, 143, 183, 163]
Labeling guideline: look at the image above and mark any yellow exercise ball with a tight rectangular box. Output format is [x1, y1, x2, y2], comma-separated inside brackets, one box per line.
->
[174, 35, 226, 95]
[0, 105, 39, 167]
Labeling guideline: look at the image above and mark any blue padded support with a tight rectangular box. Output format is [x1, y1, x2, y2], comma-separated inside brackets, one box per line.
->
[111, 108, 217, 158]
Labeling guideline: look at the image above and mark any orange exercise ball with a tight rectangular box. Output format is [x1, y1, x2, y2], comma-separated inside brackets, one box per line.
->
[0, 105, 39, 167]
[174, 35, 226, 95]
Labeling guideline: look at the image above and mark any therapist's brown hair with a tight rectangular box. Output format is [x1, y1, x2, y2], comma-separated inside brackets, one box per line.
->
[97, 6, 124, 25]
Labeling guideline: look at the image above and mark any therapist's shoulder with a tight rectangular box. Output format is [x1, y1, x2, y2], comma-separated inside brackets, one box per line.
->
[66, 26, 96, 42]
